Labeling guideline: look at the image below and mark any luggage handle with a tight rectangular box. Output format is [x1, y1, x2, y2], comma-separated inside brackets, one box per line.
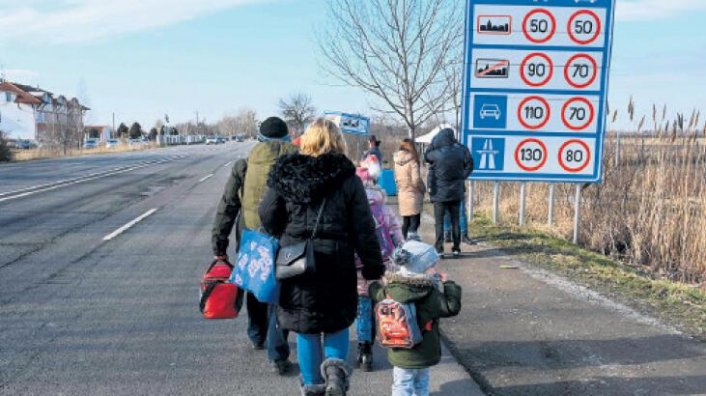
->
[205, 258, 233, 274]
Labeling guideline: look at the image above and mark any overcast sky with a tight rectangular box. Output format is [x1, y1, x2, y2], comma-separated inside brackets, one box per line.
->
[1, 0, 704, 130]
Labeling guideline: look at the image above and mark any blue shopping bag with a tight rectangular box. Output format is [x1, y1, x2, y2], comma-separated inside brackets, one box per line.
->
[230, 229, 279, 304]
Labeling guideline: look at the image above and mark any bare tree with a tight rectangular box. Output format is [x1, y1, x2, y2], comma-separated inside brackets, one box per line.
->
[0, 131, 13, 162]
[219, 108, 258, 138]
[442, 50, 464, 137]
[278, 93, 316, 134]
[320, 0, 462, 139]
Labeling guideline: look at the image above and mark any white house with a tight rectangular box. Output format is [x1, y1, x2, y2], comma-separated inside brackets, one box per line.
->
[0, 81, 89, 146]
[0, 82, 41, 141]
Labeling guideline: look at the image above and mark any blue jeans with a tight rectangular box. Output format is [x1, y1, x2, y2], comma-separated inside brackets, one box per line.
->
[245, 293, 289, 362]
[444, 196, 467, 234]
[267, 305, 290, 362]
[356, 297, 375, 343]
[392, 366, 431, 396]
[297, 328, 350, 385]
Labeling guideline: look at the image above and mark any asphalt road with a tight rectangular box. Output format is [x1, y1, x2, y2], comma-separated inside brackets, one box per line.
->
[0, 144, 478, 396]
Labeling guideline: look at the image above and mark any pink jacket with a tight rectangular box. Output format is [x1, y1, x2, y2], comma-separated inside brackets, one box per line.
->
[356, 185, 403, 296]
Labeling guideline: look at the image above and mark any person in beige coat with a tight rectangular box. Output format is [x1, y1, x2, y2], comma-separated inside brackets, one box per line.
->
[393, 139, 425, 241]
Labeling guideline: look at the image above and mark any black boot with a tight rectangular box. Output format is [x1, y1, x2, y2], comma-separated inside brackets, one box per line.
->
[300, 383, 326, 396]
[357, 342, 373, 372]
[321, 358, 351, 396]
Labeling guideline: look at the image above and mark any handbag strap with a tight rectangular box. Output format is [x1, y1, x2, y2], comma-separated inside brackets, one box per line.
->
[310, 198, 327, 240]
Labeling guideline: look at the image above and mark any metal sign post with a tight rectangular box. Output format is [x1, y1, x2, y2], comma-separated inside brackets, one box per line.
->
[547, 183, 555, 226]
[462, 0, 615, 184]
[468, 180, 475, 219]
[519, 182, 526, 226]
[573, 184, 581, 243]
[493, 182, 500, 224]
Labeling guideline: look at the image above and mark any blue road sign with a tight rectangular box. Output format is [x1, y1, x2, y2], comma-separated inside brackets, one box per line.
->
[474, 95, 508, 129]
[471, 137, 506, 171]
[461, 0, 616, 183]
[323, 111, 370, 136]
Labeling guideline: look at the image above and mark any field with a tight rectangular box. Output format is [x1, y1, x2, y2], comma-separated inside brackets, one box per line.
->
[11, 143, 160, 161]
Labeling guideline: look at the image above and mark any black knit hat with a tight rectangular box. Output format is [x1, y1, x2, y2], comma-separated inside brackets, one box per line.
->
[259, 117, 290, 140]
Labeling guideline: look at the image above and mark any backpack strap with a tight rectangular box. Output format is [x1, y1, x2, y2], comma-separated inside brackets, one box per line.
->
[199, 283, 218, 313]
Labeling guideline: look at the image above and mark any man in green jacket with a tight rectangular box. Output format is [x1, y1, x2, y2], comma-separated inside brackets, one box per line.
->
[369, 241, 462, 395]
[212, 116, 298, 375]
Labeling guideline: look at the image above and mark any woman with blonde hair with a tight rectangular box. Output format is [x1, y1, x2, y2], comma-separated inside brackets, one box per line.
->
[259, 118, 384, 396]
[393, 138, 425, 240]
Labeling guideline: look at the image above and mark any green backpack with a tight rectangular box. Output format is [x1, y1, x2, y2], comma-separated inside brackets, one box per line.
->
[241, 141, 297, 230]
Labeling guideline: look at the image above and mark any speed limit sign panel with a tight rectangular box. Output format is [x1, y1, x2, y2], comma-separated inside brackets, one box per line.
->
[472, 5, 607, 48]
[469, 136, 596, 177]
[462, 0, 615, 183]
[469, 48, 603, 92]
[468, 93, 600, 133]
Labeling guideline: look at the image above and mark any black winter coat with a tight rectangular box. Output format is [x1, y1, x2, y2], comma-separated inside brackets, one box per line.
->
[424, 129, 473, 203]
[259, 153, 385, 334]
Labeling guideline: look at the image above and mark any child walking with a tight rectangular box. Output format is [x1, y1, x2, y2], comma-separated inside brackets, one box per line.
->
[355, 155, 403, 371]
[369, 240, 462, 396]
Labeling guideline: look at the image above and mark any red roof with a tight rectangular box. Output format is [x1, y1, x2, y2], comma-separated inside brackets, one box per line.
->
[0, 82, 42, 105]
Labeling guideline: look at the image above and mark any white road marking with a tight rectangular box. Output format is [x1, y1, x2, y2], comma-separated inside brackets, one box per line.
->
[223, 161, 233, 168]
[199, 174, 214, 183]
[103, 209, 158, 241]
[0, 159, 172, 203]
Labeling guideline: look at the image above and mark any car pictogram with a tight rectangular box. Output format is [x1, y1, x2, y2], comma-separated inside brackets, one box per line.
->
[480, 104, 502, 120]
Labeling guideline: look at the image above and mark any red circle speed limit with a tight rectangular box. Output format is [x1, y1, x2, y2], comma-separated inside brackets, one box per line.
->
[520, 52, 554, 87]
[514, 138, 548, 172]
[517, 96, 551, 130]
[522, 9, 556, 44]
[568, 10, 602, 45]
[561, 97, 595, 131]
[564, 53, 598, 89]
[558, 139, 591, 172]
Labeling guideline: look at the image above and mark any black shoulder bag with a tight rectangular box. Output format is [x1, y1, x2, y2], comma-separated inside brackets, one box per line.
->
[275, 198, 326, 280]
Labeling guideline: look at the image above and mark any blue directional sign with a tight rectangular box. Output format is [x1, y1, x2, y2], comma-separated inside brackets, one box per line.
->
[323, 111, 370, 136]
[461, 0, 616, 183]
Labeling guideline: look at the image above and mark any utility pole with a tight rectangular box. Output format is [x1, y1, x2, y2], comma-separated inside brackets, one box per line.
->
[195, 111, 200, 135]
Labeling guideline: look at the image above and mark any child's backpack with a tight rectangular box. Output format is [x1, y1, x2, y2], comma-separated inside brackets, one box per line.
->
[200, 259, 241, 319]
[376, 297, 423, 349]
[369, 200, 396, 260]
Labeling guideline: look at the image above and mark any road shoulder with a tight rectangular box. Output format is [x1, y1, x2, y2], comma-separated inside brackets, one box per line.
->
[426, 217, 706, 395]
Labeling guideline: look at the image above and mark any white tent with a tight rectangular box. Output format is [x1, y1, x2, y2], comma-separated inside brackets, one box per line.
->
[415, 123, 454, 144]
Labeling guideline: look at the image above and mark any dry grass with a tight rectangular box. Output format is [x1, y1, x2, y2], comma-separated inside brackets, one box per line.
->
[12, 143, 161, 162]
[472, 132, 706, 287]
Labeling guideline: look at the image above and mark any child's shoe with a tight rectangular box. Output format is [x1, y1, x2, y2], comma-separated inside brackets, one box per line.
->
[357, 342, 373, 372]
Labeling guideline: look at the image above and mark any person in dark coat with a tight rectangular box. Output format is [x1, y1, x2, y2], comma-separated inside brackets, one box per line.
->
[424, 126, 473, 257]
[259, 118, 385, 396]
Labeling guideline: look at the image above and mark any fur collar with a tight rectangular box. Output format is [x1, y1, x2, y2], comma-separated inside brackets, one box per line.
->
[268, 153, 356, 204]
[394, 150, 417, 167]
[384, 271, 436, 287]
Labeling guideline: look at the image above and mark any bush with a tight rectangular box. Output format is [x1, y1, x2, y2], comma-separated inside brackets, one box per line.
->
[0, 131, 13, 162]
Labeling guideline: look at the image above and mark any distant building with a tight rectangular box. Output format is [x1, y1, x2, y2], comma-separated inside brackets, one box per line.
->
[84, 125, 113, 141]
[0, 81, 90, 147]
[0, 81, 42, 141]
